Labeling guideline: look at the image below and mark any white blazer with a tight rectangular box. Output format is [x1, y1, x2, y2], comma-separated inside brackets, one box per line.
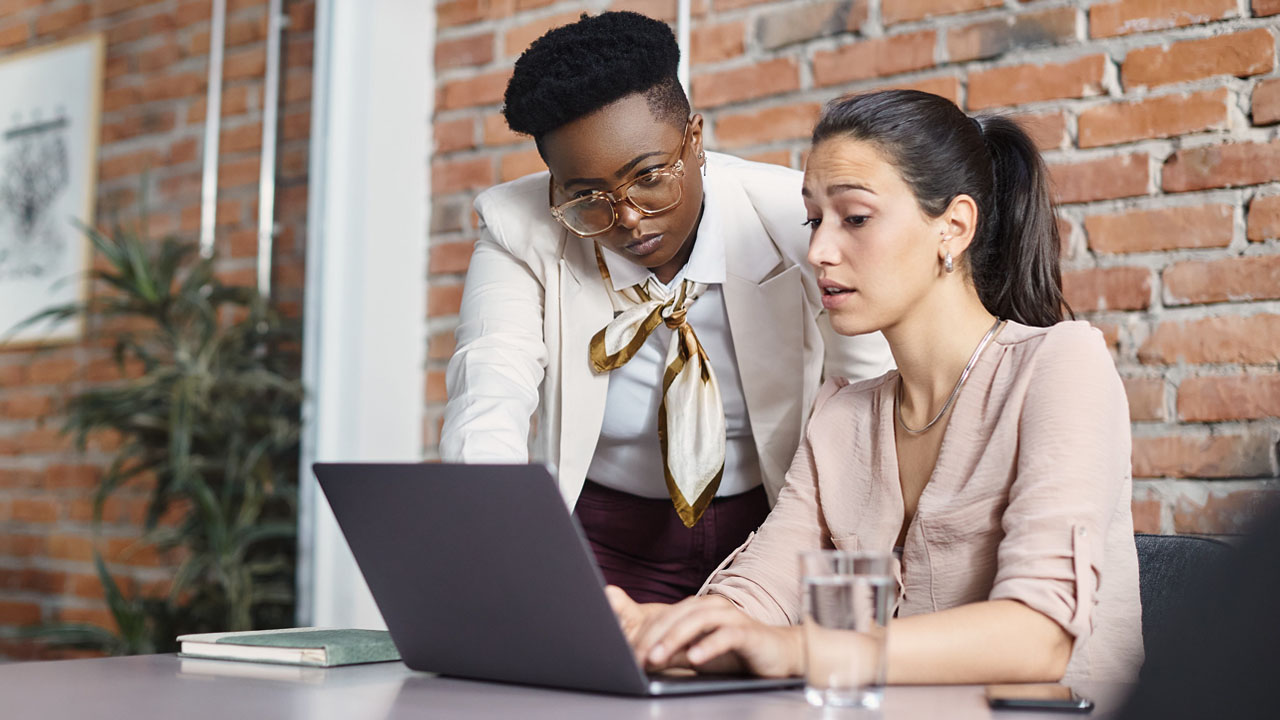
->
[441, 152, 894, 509]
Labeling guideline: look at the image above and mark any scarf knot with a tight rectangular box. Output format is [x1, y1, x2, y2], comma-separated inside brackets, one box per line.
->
[587, 246, 726, 527]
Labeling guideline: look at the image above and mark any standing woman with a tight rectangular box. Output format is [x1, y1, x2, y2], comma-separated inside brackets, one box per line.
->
[613, 90, 1144, 685]
[440, 13, 893, 604]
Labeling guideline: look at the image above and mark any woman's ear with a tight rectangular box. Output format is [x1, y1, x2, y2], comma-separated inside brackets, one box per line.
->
[939, 193, 978, 263]
[689, 113, 705, 162]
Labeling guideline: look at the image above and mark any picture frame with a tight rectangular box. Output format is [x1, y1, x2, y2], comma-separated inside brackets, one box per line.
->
[0, 33, 104, 346]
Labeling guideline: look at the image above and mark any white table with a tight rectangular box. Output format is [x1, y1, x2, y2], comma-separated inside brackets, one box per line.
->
[0, 654, 1133, 719]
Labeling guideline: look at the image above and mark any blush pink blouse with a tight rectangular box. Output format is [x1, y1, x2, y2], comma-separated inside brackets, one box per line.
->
[702, 321, 1145, 683]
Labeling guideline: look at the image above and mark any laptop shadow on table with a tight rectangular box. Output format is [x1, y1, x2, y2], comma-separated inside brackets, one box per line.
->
[387, 672, 806, 719]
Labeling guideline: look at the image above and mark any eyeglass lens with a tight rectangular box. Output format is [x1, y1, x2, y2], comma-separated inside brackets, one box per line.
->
[561, 173, 683, 234]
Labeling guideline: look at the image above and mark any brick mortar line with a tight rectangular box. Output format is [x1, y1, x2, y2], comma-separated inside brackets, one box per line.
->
[688, 45, 1272, 120]
[672, 12, 1277, 81]
[0, 488, 147, 500]
[0, 570, 172, 587]
[698, 122, 1276, 172]
[97, 129, 206, 160]
[704, 136, 818, 156]
[0, 518, 175, 537]
[1122, 373, 1280, 403]
[1134, 478, 1280, 492]
[0, 419, 36, 435]
[0, 590, 93, 608]
[427, 253, 474, 267]
[1162, 477, 1280, 498]
[429, 229, 477, 244]
[431, 68, 1272, 144]
[1132, 477, 1280, 533]
[1108, 336, 1248, 367]
[864, 0, 1241, 40]
[1161, 374, 1177, 436]
[435, 0, 615, 67]
[1068, 242, 1280, 273]
[7, 592, 141, 611]
[424, 276, 465, 287]
[1062, 186, 1251, 218]
[0, 586, 175, 603]
[1116, 304, 1280, 330]
[1019, 78, 1250, 115]
[1129, 417, 1280, 436]
[426, 190, 1278, 259]
[0, 557, 174, 580]
[0, 454, 115, 469]
[435, 0, 613, 43]
[1073, 207, 1279, 245]
[426, 316, 461, 332]
[1126, 358, 1280, 378]
[692, 0, 856, 30]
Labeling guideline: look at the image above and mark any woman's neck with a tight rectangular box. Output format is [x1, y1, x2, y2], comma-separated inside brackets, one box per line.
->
[652, 204, 705, 285]
[885, 287, 998, 425]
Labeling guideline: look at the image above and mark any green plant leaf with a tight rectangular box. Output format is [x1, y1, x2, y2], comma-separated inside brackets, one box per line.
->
[93, 551, 147, 644]
[8, 217, 303, 654]
[10, 622, 124, 655]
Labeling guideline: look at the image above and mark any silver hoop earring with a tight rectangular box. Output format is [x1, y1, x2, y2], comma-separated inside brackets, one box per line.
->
[944, 251, 954, 273]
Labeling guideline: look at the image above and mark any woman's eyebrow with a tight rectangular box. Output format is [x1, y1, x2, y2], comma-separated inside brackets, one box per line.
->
[827, 182, 876, 196]
[801, 182, 876, 198]
[614, 150, 667, 177]
[563, 150, 668, 188]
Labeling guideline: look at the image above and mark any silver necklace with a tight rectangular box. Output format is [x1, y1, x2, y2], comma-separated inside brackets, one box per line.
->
[897, 318, 1005, 435]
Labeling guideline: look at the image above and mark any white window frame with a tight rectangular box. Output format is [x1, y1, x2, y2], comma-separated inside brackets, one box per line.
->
[296, 0, 432, 629]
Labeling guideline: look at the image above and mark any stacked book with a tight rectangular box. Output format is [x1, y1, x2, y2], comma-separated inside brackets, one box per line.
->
[177, 628, 401, 668]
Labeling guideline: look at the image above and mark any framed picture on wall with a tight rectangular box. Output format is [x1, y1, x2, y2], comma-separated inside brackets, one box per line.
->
[0, 33, 104, 346]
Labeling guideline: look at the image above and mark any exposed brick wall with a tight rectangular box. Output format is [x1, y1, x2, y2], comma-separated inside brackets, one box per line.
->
[0, 0, 313, 658]
[429, 0, 1280, 535]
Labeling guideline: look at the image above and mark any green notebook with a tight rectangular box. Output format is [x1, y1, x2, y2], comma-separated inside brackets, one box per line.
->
[177, 627, 401, 667]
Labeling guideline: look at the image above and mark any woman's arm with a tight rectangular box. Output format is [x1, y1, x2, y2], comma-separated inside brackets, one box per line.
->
[697, 381, 845, 624]
[620, 595, 1069, 682]
[883, 600, 1071, 683]
[988, 325, 1133, 652]
[440, 227, 548, 462]
[625, 331, 1127, 682]
[887, 328, 1129, 683]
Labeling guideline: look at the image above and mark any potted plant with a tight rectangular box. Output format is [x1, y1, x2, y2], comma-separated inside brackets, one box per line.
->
[10, 222, 303, 654]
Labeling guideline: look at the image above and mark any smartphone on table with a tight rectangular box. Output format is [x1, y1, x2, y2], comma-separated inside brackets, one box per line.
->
[986, 684, 1094, 713]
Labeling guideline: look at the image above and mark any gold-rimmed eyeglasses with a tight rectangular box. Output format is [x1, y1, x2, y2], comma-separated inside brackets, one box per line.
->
[548, 120, 692, 238]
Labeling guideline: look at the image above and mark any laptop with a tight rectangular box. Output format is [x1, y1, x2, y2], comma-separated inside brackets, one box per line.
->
[313, 462, 802, 696]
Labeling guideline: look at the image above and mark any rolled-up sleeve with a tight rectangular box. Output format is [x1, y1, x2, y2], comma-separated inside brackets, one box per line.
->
[989, 325, 1131, 640]
[700, 380, 845, 625]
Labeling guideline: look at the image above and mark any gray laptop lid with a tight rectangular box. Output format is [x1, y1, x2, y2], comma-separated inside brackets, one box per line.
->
[315, 463, 800, 697]
[315, 462, 653, 695]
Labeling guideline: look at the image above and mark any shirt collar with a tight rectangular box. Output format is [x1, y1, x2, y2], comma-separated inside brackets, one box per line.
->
[600, 179, 727, 290]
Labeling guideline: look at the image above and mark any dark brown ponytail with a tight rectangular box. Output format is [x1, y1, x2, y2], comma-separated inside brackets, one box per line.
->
[812, 90, 1071, 327]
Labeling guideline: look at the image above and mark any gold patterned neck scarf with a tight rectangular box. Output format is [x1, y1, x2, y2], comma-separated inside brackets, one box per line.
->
[589, 246, 726, 527]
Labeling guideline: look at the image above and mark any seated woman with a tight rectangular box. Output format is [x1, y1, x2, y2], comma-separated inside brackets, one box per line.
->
[609, 89, 1144, 684]
[441, 12, 892, 604]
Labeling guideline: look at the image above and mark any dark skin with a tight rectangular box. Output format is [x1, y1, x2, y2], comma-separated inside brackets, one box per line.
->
[541, 93, 706, 285]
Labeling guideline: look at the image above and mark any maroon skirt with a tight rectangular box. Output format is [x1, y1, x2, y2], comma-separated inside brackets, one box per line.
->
[573, 479, 770, 604]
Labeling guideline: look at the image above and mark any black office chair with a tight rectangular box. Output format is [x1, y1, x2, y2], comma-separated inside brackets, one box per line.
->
[1122, 509, 1280, 720]
[1133, 533, 1232, 648]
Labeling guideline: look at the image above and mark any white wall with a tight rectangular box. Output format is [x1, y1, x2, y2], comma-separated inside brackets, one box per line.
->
[296, 0, 433, 629]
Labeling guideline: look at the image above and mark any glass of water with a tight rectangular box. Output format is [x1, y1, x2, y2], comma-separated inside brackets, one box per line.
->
[800, 550, 895, 709]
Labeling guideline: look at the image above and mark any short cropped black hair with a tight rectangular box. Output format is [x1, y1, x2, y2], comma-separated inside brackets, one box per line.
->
[502, 12, 690, 148]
